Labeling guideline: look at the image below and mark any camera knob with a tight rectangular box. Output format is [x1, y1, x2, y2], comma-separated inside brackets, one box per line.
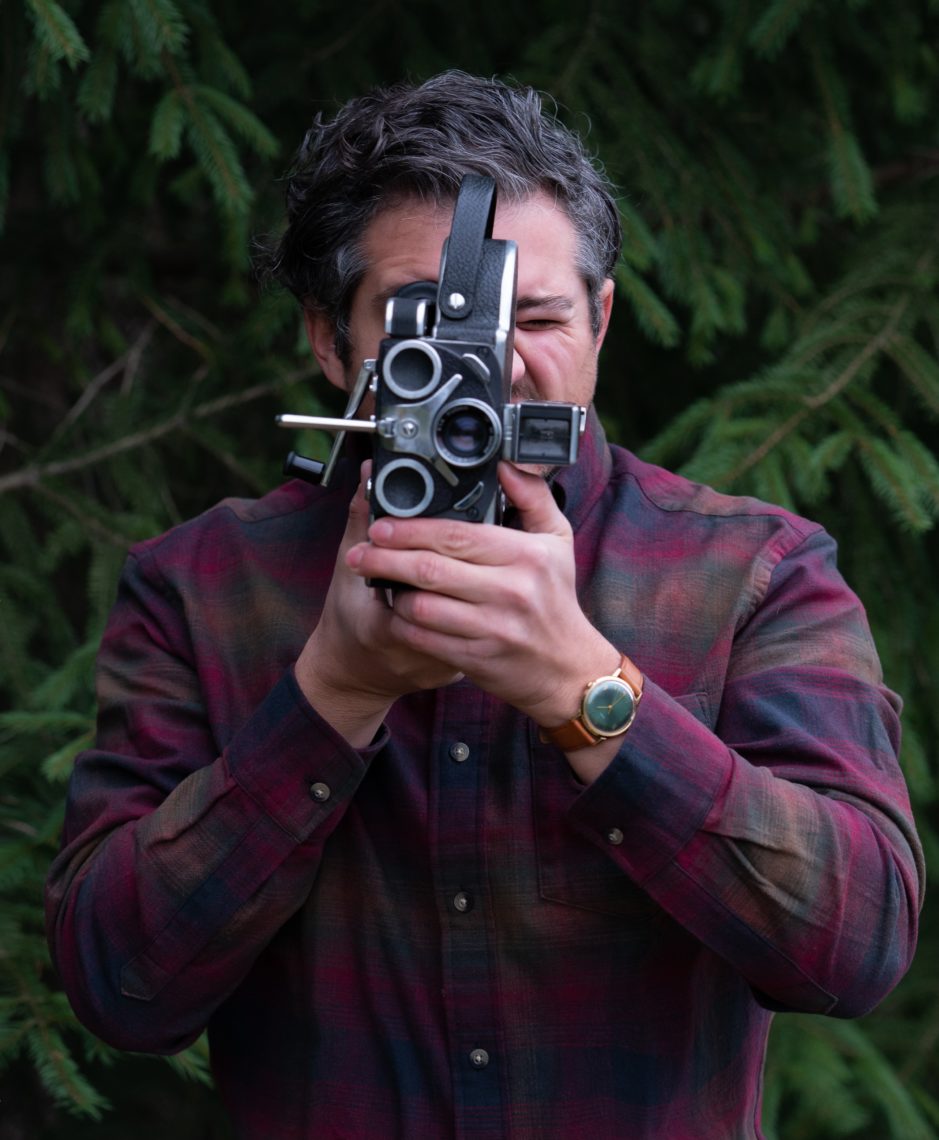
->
[364, 476, 373, 501]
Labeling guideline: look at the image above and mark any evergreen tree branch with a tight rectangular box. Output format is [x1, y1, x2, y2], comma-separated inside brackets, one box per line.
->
[128, 0, 188, 58]
[24, 0, 90, 68]
[803, 306, 912, 411]
[806, 30, 877, 221]
[46, 321, 157, 451]
[7, 960, 109, 1118]
[33, 484, 141, 550]
[140, 295, 213, 358]
[159, 52, 251, 214]
[179, 423, 269, 495]
[0, 371, 314, 496]
[717, 249, 934, 486]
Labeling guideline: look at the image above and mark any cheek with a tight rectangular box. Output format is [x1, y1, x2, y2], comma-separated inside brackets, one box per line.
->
[516, 335, 596, 401]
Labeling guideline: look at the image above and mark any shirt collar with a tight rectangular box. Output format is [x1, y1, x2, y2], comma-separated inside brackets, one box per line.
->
[552, 405, 613, 531]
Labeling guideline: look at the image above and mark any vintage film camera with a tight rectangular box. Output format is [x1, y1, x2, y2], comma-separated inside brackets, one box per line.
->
[276, 173, 586, 523]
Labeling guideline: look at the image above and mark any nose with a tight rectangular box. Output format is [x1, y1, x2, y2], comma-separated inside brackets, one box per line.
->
[510, 346, 525, 384]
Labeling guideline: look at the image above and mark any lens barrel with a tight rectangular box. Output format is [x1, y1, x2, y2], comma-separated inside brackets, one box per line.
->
[382, 341, 442, 400]
[373, 458, 435, 517]
[434, 399, 502, 468]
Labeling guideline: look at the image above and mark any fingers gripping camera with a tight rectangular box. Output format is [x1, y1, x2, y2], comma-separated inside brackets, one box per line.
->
[277, 173, 586, 523]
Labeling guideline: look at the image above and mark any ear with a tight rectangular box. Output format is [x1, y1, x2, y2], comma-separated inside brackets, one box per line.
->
[303, 308, 348, 391]
[594, 278, 615, 351]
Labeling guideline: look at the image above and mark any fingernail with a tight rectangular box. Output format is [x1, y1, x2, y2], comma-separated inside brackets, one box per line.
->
[370, 519, 394, 543]
[346, 545, 364, 569]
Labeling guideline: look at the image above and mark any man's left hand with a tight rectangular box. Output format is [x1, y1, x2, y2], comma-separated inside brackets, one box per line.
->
[345, 461, 621, 732]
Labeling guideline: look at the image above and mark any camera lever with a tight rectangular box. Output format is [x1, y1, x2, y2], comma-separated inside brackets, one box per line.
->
[277, 357, 374, 487]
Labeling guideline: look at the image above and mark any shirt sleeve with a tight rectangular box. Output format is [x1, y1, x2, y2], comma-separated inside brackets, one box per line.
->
[45, 547, 384, 1054]
[568, 527, 924, 1017]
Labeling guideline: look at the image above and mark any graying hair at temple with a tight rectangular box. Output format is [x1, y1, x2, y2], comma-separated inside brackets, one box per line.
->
[262, 70, 622, 365]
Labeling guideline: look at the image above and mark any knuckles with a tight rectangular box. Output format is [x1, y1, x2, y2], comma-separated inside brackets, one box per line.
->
[435, 521, 476, 557]
[400, 588, 435, 626]
[413, 553, 444, 590]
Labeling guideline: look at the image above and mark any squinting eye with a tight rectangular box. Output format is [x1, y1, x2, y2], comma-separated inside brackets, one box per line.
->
[517, 319, 557, 330]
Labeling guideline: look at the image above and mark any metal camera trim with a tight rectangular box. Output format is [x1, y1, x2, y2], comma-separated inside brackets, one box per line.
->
[373, 457, 435, 518]
[433, 397, 503, 469]
[382, 339, 443, 401]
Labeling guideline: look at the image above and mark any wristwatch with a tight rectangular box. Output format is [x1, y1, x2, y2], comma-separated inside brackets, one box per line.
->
[540, 655, 642, 751]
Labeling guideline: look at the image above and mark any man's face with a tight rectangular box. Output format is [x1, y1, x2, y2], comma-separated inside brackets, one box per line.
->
[307, 191, 614, 411]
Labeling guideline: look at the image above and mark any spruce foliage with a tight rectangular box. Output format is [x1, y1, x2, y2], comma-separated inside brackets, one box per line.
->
[1, 2, 937, 1136]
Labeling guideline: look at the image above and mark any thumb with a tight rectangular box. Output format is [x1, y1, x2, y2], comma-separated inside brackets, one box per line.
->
[342, 460, 373, 547]
[498, 461, 571, 537]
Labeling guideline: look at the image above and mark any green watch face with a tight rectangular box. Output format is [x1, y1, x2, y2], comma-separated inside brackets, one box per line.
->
[582, 677, 636, 736]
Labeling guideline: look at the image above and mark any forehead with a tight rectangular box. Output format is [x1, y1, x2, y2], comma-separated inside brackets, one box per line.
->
[356, 191, 583, 305]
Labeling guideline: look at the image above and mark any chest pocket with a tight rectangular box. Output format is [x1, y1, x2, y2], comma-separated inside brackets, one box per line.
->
[531, 691, 712, 920]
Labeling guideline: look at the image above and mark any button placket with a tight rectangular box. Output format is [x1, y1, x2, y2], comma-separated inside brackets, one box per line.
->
[432, 691, 504, 1129]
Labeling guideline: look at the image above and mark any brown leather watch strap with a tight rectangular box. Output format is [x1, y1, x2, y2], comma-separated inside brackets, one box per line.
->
[539, 655, 639, 751]
[539, 715, 600, 751]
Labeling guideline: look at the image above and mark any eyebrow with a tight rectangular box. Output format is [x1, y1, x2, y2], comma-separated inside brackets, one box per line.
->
[371, 287, 576, 315]
[516, 293, 575, 314]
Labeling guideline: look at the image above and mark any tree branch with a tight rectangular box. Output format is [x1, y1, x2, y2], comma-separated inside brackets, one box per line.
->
[46, 321, 158, 451]
[0, 370, 316, 496]
[716, 247, 935, 486]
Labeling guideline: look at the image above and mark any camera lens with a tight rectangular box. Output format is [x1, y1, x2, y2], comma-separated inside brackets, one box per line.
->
[382, 341, 441, 400]
[441, 411, 489, 458]
[435, 400, 501, 467]
[374, 458, 435, 517]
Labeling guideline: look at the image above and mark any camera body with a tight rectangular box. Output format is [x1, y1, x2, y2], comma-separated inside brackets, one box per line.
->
[277, 173, 586, 523]
[371, 302, 584, 525]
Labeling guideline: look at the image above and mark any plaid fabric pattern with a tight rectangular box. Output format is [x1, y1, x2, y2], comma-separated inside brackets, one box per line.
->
[46, 412, 923, 1139]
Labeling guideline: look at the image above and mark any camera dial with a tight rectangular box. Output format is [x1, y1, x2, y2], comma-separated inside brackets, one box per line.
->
[382, 340, 442, 400]
[373, 458, 435, 518]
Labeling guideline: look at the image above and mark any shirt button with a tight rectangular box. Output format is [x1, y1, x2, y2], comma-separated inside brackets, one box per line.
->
[452, 890, 473, 913]
[606, 827, 624, 846]
[469, 1048, 490, 1069]
[449, 742, 470, 763]
[309, 781, 331, 803]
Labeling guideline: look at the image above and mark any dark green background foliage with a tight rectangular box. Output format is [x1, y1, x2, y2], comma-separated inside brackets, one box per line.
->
[1, 1, 937, 1136]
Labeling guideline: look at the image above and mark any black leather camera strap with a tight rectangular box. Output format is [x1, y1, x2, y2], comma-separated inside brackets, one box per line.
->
[438, 173, 497, 322]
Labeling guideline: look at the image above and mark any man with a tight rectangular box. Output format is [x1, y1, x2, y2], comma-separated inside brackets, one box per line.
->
[46, 71, 923, 1139]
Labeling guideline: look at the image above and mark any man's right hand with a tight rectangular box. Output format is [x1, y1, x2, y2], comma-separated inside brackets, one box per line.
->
[294, 462, 462, 746]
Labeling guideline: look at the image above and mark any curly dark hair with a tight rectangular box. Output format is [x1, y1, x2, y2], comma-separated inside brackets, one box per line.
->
[263, 70, 622, 366]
